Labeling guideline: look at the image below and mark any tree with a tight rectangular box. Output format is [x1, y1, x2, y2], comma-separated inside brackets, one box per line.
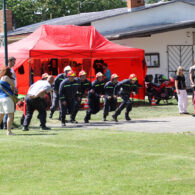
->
[0, 0, 126, 28]
[0, 0, 41, 28]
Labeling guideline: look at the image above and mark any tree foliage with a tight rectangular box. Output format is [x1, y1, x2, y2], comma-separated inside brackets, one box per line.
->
[0, 0, 126, 28]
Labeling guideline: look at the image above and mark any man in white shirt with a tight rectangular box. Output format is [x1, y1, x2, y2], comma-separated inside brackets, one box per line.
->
[22, 76, 54, 131]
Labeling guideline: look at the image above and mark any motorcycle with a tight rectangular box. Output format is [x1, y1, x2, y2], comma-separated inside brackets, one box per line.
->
[145, 74, 178, 104]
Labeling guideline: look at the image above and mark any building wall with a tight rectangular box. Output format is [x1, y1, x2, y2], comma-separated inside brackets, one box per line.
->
[93, 2, 195, 34]
[112, 28, 195, 78]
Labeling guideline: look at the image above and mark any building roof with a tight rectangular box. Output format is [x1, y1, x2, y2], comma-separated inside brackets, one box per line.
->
[104, 20, 195, 39]
[4, 8, 128, 37]
[1, 0, 195, 37]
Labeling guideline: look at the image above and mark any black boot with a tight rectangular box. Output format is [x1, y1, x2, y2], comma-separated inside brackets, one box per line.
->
[103, 117, 107, 121]
[112, 114, 118, 122]
[20, 114, 25, 125]
[84, 116, 89, 123]
[84, 112, 90, 123]
[103, 114, 107, 121]
[125, 113, 131, 121]
[49, 110, 54, 119]
[70, 117, 78, 124]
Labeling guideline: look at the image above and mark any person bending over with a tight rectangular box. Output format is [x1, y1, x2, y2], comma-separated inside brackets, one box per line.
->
[22, 76, 54, 131]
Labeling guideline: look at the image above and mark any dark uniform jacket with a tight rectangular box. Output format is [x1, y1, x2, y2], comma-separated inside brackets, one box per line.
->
[54, 73, 66, 92]
[104, 81, 117, 96]
[76, 78, 92, 98]
[91, 80, 105, 96]
[114, 79, 139, 96]
[59, 78, 80, 102]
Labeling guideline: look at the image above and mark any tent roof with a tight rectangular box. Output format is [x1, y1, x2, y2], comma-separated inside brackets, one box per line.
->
[0, 25, 144, 69]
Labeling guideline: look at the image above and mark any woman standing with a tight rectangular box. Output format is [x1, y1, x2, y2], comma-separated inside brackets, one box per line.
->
[0, 66, 16, 135]
[175, 66, 188, 114]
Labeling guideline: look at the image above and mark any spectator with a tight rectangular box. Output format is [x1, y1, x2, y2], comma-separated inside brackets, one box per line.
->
[103, 63, 111, 81]
[0, 66, 16, 136]
[93, 60, 104, 74]
[3, 57, 17, 129]
[175, 66, 188, 114]
[189, 59, 195, 116]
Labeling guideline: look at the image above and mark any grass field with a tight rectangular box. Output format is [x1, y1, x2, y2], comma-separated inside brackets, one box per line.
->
[0, 99, 195, 194]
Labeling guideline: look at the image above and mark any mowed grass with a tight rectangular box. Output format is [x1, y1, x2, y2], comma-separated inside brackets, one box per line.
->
[0, 98, 195, 194]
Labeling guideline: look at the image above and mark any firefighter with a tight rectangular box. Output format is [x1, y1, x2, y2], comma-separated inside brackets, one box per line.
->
[59, 70, 80, 126]
[103, 73, 119, 121]
[112, 73, 139, 122]
[84, 72, 104, 123]
[49, 65, 72, 119]
[72, 70, 91, 122]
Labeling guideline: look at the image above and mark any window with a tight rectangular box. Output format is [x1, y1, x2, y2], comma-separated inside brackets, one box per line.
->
[145, 53, 160, 68]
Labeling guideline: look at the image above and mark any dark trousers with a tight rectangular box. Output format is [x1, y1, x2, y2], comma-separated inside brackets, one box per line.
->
[103, 96, 117, 118]
[85, 93, 100, 121]
[72, 98, 81, 121]
[115, 94, 132, 116]
[50, 92, 59, 111]
[23, 97, 47, 128]
[60, 99, 76, 123]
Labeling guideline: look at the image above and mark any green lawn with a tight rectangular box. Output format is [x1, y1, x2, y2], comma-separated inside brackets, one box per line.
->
[0, 99, 195, 194]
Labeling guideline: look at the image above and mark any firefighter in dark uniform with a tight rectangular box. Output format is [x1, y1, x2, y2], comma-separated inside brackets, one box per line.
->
[49, 65, 72, 118]
[103, 73, 119, 121]
[59, 70, 80, 126]
[112, 74, 139, 122]
[72, 70, 91, 122]
[84, 72, 105, 123]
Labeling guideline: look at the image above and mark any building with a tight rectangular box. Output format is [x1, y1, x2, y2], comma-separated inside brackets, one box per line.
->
[1, 0, 195, 86]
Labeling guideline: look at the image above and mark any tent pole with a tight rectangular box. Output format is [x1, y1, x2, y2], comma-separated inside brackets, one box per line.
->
[3, 0, 8, 66]
[143, 59, 146, 104]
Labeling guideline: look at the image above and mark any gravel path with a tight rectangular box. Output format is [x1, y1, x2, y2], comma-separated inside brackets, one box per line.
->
[49, 115, 195, 134]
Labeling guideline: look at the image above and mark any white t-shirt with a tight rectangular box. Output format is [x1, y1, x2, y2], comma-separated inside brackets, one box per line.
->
[27, 80, 52, 97]
[11, 68, 17, 87]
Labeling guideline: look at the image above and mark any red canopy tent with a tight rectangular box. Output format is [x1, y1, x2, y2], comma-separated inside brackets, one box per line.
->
[0, 25, 146, 98]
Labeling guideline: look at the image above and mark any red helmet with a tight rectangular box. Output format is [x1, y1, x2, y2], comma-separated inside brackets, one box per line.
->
[42, 73, 49, 79]
[96, 72, 103, 78]
[67, 70, 76, 77]
[129, 73, 137, 80]
[79, 70, 87, 77]
[111, 73, 119, 80]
